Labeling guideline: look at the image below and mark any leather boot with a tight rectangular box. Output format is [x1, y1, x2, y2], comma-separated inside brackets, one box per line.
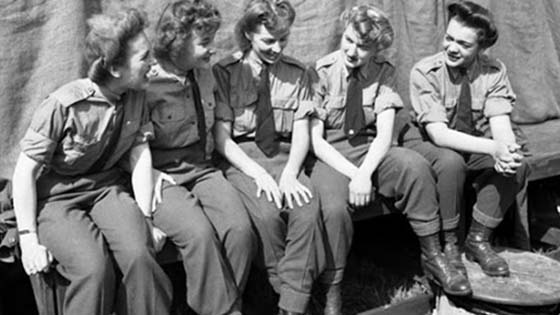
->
[419, 233, 472, 296]
[464, 220, 510, 277]
[443, 230, 468, 277]
[324, 283, 342, 315]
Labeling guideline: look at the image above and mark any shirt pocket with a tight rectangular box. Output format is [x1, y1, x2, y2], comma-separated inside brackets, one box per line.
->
[230, 88, 258, 133]
[271, 98, 298, 135]
[61, 133, 102, 166]
[151, 100, 188, 123]
[444, 98, 458, 123]
[324, 95, 346, 129]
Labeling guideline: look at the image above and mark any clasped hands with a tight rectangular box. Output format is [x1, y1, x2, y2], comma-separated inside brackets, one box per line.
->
[493, 142, 523, 176]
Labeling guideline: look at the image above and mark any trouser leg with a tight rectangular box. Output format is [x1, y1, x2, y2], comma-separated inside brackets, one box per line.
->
[37, 200, 116, 315]
[309, 161, 353, 286]
[467, 154, 530, 228]
[404, 140, 466, 230]
[153, 183, 238, 315]
[226, 169, 325, 314]
[90, 186, 172, 315]
[373, 147, 440, 236]
[191, 171, 256, 295]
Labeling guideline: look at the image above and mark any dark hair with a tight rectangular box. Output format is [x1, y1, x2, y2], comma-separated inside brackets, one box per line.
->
[234, 0, 295, 52]
[85, 8, 148, 84]
[154, 0, 221, 63]
[447, 1, 498, 49]
[340, 5, 394, 52]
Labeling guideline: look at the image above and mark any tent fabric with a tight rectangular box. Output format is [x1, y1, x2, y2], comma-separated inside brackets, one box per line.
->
[1, 0, 560, 177]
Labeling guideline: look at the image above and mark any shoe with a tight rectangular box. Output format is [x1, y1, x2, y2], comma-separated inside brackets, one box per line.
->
[324, 283, 342, 315]
[443, 229, 468, 277]
[419, 233, 472, 296]
[464, 220, 509, 277]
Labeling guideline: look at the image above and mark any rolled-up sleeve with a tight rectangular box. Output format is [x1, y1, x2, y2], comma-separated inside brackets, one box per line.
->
[294, 67, 317, 120]
[310, 66, 328, 122]
[20, 96, 66, 166]
[409, 67, 447, 124]
[212, 64, 234, 122]
[483, 61, 514, 117]
[374, 65, 403, 114]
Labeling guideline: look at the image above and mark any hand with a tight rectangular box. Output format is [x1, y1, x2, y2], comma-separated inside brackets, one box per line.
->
[278, 171, 312, 209]
[493, 142, 523, 176]
[19, 234, 53, 275]
[348, 172, 374, 208]
[150, 225, 167, 253]
[152, 170, 176, 211]
[253, 170, 283, 209]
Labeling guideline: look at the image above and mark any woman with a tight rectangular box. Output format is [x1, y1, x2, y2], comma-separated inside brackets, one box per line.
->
[213, 1, 326, 314]
[12, 8, 172, 315]
[309, 5, 472, 314]
[146, 1, 255, 314]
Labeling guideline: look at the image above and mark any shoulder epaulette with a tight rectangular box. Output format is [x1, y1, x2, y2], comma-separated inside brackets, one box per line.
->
[315, 51, 339, 70]
[280, 54, 306, 70]
[373, 54, 395, 68]
[217, 51, 244, 67]
[51, 79, 95, 107]
[479, 54, 503, 71]
[416, 53, 445, 74]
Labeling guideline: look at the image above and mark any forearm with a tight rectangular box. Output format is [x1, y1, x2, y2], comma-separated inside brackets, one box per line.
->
[12, 154, 40, 244]
[426, 123, 496, 155]
[283, 120, 309, 176]
[358, 136, 391, 177]
[313, 136, 357, 178]
[130, 143, 154, 217]
[489, 115, 516, 145]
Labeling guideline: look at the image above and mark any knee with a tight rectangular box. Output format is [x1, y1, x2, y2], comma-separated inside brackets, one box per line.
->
[74, 252, 115, 285]
[225, 218, 256, 249]
[434, 149, 467, 176]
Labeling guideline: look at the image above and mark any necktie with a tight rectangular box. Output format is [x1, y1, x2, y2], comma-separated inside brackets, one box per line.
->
[255, 64, 279, 157]
[344, 68, 365, 138]
[455, 68, 474, 134]
[187, 70, 207, 152]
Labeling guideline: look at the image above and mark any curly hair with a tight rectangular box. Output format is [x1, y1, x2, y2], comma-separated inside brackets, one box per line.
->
[447, 1, 498, 49]
[85, 8, 148, 85]
[340, 5, 394, 52]
[234, 0, 295, 52]
[153, 0, 221, 63]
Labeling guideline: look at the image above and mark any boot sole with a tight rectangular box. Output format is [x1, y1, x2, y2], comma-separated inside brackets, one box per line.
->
[422, 262, 473, 296]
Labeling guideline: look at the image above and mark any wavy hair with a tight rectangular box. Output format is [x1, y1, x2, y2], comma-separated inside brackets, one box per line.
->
[153, 0, 221, 63]
[340, 5, 394, 52]
[447, 1, 498, 49]
[234, 0, 295, 52]
[85, 8, 148, 84]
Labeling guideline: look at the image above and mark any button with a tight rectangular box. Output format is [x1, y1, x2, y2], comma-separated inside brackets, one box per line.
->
[348, 129, 355, 135]
[168, 115, 172, 119]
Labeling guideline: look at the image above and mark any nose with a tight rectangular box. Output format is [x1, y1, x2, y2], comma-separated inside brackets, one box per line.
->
[346, 44, 357, 57]
[447, 41, 459, 53]
[271, 41, 281, 54]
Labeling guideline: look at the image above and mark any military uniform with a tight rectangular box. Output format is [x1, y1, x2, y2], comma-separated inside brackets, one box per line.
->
[146, 64, 256, 315]
[310, 51, 442, 285]
[20, 78, 172, 315]
[403, 52, 529, 230]
[213, 51, 326, 314]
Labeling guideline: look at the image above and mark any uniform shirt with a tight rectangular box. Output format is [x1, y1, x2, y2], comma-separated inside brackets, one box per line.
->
[410, 51, 515, 137]
[20, 78, 153, 176]
[146, 64, 215, 170]
[313, 50, 403, 140]
[213, 51, 315, 139]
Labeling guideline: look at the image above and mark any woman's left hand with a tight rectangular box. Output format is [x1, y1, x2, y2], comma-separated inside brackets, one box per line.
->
[152, 170, 176, 211]
[348, 172, 373, 208]
[279, 172, 312, 209]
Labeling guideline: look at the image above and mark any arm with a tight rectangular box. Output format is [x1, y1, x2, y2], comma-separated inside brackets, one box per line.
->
[12, 153, 52, 275]
[214, 120, 282, 208]
[310, 118, 358, 178]
[279, 118, 313, 208]
[348, 109, 395, 207]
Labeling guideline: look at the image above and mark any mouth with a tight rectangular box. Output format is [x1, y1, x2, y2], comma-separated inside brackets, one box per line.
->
[446, 52, 461, 63]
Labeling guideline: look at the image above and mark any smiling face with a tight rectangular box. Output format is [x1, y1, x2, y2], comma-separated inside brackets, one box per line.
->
[247, 24, 289, 65]
[173, 29, 217, 71]
[114, 31, 154, 90]
[443, 17, 481, 69]
[340, 24, 376, 69]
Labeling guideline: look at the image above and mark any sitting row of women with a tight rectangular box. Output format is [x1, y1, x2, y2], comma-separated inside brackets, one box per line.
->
[12, 0, 529, 314]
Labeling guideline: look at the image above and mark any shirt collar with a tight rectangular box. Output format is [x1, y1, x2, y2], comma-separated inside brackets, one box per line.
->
[91, 79, 122, 105]
[338, 50, 373, 82]
[153, 62, 190, 86]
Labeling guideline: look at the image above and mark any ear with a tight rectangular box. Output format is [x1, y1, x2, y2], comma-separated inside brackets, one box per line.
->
[109, 64, 121, 78]
[244, 31, 252, 41]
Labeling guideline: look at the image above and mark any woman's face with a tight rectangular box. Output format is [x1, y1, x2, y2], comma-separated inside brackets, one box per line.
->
[246, 24, 289, 64]
[172, 28, 217, 71]
[442, 17, 481, 69]
[340, 24, 376, 69]
[115, 31, 155, 91]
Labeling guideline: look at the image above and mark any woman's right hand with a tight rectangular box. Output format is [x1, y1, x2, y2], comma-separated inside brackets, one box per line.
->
[253, 170, 283, 209]
[19, 234, 53, 275]
[492, 141, 522, 176]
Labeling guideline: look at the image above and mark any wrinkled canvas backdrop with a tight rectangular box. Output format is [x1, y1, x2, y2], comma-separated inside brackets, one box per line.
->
[2, 0, 560, 177]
